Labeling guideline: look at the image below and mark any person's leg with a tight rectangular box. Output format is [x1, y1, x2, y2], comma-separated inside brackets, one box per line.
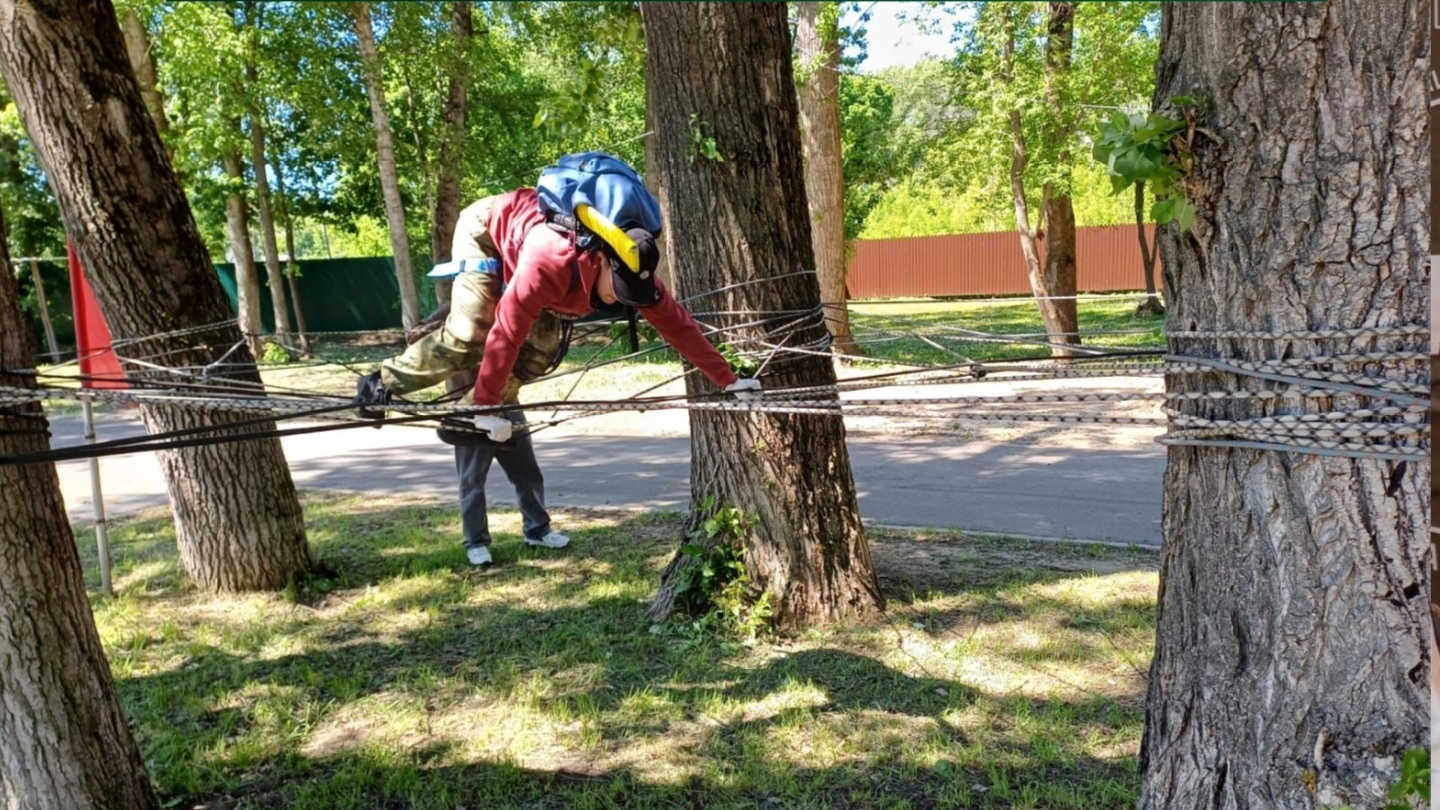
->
[492, 409, 566, 547]
[379, 197, 501, 394]
[455, 440, 499, 562]
[380, 328, 480, 394]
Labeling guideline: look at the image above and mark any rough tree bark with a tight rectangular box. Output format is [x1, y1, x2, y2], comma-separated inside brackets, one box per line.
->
[244, 1, 292, 345]
[0, 197, 159, 810]
[1037, 1, 1080, 356]
[642, 101, 673, 290]
[221, 142, 265, 358]
[353, 1, 421, 329]
[429, 0, 472, 304]
[1140, 2, 1429, 808]
[0, 0, 315, 592]
[641, 2, 884, 631]
[794, 1, 858, 356]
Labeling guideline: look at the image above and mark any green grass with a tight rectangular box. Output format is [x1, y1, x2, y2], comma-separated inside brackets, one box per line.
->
[82, 492, 1158, 810]
[846, 296, 1165, 366]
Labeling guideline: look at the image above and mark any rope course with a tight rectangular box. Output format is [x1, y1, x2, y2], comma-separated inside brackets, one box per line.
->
[0, 272, 1429, 466]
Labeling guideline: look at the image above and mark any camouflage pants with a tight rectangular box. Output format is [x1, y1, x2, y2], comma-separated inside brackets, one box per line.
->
[380, 197, 562, 403]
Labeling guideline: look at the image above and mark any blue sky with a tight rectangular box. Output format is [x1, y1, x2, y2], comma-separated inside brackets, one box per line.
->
[842, 2, 964, 72]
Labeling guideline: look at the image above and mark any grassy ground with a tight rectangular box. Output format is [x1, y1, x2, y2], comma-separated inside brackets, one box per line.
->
[845, 297, 1164, 367]
[85, 492, 1158, 810]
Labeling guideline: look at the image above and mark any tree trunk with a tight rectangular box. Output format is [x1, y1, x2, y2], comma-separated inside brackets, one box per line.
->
[794, 1, 857, 357]
[119, 8, 168, 142]
[429, 0, 472, 305]
[642, 2, 884, 632]
[271, 151, 311, 355]
[0, 192, 160, 810]
[353, 1, 421, 329]
[247, 110, 292, 344]
[26, 258, 59, 359]
[243, 2, 293, 345]
[1038, 2, 1079, 355]
[0, 0, 315, 593]
[999, 5, 1078, 359]
[1140, 2, 1429, 808]
[222, 144, 265, 358]
[1133, 180, 1164, 316]
[642, 101, 673, 291]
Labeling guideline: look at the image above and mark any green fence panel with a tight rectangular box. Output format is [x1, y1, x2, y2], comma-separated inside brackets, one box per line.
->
[215, 257, 438, 334]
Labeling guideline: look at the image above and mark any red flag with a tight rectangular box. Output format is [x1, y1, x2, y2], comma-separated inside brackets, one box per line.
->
[66, 241, 127, 389]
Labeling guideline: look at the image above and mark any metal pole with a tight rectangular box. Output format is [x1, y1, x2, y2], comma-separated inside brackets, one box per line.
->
[82, 399, 113, 596]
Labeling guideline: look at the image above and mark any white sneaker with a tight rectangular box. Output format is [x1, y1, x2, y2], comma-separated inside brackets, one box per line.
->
[525, 530, 570, 549]
[466, 546, 493, 566]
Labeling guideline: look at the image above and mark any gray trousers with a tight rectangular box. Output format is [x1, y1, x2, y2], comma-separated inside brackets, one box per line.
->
[454, 410, 551, 549]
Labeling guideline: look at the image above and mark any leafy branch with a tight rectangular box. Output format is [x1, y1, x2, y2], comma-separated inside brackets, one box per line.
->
[1091, 95, 1207, 230]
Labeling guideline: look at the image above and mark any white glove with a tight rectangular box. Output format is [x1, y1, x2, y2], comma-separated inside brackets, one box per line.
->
[725, 378, 762, 402]
[472, 414, 513, 443]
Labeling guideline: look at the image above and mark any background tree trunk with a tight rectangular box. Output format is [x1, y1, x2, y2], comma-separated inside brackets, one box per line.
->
[0, 197, 159, 810]
[999, 5, 1078, 359]
[794, 1, 858, 357]
[1140, 2, 1429, 807]
[1132, 180, 1165, 316]
[221, 145, 265, 358]
[642, 1, 884, 632]
[246, 109, 293, 344]
[0, 0, 315, 593]
[243, 2, 293, 345]
[353, 1, 421, 329]
[272, 152, 311, 354]
[119, 8, 168, 147]
[1037, 1, 1080, 357]
[428, 0, 472, 305]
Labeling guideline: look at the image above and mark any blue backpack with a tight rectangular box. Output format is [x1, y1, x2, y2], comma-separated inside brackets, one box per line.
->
[536, 152, 663, 256]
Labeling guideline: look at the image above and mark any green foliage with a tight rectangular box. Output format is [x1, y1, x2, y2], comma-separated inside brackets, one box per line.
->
[718, 343, 758, 377]
[930, 2, 1159, 232]
[1090, 95, 1206, 230]
[259, 341, 292, 364]
[1326, 746, 1430, 810]
[671, 496, 772, 641]
[686, 113, 723, 163]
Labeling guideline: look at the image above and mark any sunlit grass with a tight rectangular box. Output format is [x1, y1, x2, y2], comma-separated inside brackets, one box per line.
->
[82, 492, 1158, 809]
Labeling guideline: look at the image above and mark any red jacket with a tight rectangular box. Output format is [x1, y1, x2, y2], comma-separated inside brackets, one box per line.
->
[475, 189, 739, 405]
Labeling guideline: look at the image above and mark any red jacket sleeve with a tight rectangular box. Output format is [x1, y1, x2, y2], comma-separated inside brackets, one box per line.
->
[641, 279, 739, 390]
[473, 236, 567, 406]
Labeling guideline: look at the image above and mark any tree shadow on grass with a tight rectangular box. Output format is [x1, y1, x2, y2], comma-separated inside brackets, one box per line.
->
[97, 500, 1149, 810]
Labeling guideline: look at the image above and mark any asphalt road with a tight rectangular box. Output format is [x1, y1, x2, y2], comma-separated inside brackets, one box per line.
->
[49, 414, 1164, 546]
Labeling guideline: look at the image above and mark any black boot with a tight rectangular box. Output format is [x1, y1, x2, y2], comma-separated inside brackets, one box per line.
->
[354, 371, 391, 421]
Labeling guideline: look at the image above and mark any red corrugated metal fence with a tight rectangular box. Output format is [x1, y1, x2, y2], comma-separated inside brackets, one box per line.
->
[846, 224, 1160, 298]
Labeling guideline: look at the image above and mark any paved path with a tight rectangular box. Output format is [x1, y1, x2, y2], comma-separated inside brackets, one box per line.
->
[50, 415, 1165, 546]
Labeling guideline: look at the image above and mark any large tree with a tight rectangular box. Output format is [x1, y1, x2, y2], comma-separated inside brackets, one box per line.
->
[352, 1, 421, 329]
[1140, 1, 1429, 807]
[794, 1, 857, 356]
[0, 0, 315, 592]
[0, 202, 158, 810]
[641, 2, 884, 631]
